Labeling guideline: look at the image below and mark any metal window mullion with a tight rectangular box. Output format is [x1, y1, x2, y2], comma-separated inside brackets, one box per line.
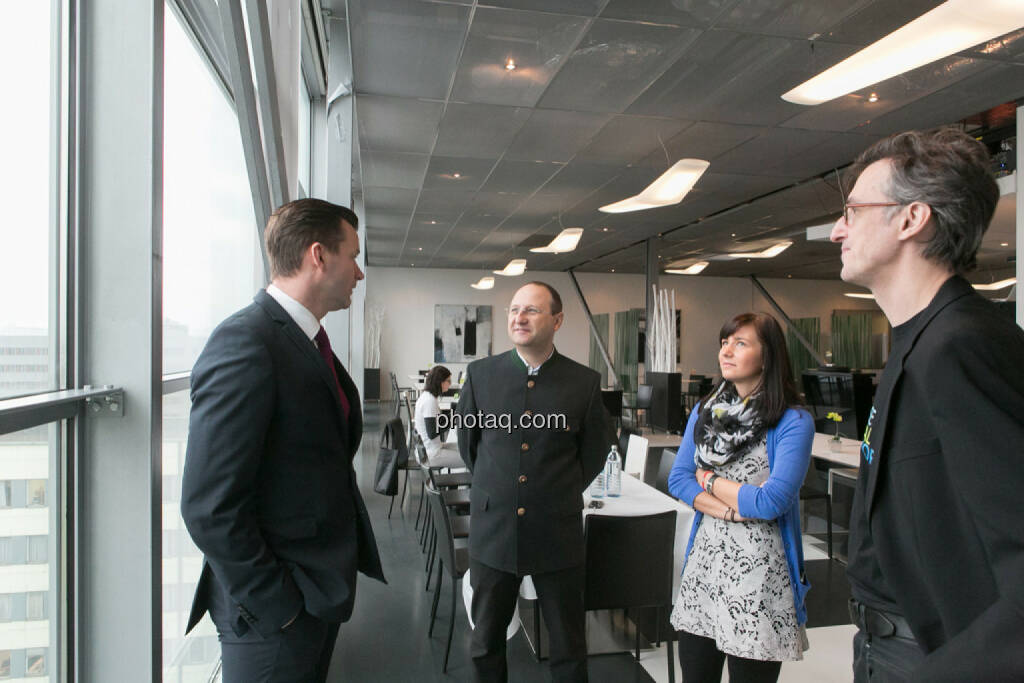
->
[245, 0, 290, 209]
[218, 0, 273, 276]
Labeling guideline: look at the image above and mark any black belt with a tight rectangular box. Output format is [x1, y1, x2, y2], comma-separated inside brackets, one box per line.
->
[849, 599, 916, 640]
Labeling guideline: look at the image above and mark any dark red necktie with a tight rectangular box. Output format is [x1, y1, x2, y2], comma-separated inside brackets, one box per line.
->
[314, 326, 351, 419]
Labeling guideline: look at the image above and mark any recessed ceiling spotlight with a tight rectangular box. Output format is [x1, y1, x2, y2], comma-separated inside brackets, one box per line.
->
[427, 220, 437, 225]
[417, 247, 423, 251]
[731, 233, 736, 237]
[611, 269, 615, 272]
[505, 58, 516, 71]
[601, 227, 609, 232]
[1001, 242, 1009, 247]
[452, 172, 461, 178]
[867, 92, 879, 102]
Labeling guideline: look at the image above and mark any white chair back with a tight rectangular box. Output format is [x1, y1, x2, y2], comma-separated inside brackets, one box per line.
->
[625, 434, 649, 480]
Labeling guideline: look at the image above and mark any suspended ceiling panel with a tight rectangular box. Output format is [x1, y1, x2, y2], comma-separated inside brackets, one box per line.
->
[336, 0, 1023, 280]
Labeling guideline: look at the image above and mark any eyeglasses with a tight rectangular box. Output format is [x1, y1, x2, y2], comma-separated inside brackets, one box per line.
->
[842, 201, 902, 225]
[506, 306, 545, 317]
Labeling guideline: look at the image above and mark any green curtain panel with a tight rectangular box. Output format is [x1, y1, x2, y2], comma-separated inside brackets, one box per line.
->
[587, 313, 610, 384]
[831, 310, 874, 369]
[614, 308, 642, 394]
[786, 317, 821, 382]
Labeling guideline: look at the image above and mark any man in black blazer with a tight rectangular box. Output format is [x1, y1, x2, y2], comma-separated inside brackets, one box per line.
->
[457, 281, 613, 683]
[831, 129, 1024, 682]
[181, 199, 385, 683]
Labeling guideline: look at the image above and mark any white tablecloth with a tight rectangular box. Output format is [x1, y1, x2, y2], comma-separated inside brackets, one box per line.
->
[461, 474, 695, 635]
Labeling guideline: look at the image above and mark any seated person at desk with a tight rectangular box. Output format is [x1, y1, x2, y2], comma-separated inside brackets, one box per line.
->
[414, 365, 463, 468]
[668, 312, 813, 683]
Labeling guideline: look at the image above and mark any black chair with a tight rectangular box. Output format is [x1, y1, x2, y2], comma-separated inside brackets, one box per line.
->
[425, 485, 470, 673]
[655, 448, 677, 496]
[583, 512, 678, 683]
[799, 461, 833, 559]
[628, 384, 653, 430]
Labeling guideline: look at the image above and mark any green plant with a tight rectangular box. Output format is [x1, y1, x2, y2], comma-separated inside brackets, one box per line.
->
[826, 411, 843, 440]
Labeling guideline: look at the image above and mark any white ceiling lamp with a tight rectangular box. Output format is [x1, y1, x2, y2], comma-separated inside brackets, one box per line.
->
[782, 0, 1024, 106]
[600, 159, 710, 213]
[665, 261, 709, 275]
[726, 241, 792, 259]
[470, 276, 495, 290]
[972, 277, 1016, 291]
[493, 258, 527, 276]
[844, 292, 876, 300]
[530, 228, 584, 253]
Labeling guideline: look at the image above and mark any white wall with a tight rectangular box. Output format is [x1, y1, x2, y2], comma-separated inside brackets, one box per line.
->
[365, 266, 880, 399]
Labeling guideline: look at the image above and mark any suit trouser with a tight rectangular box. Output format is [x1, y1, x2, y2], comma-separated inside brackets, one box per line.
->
[470, 558, 588, 683]
[207, 574, 341, 683]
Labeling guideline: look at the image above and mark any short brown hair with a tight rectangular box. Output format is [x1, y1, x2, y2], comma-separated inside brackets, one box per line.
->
[264, 199, 359, 278]
[846, 129, 998, 273]
[523, 281, 562, 315]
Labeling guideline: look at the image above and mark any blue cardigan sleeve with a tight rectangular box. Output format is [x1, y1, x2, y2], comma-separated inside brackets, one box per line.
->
[668, 404, 704, 506]
[736, 409, 813, 520]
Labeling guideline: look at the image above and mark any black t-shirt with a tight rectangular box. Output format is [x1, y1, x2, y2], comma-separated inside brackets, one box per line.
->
[846, 306, 927, 612]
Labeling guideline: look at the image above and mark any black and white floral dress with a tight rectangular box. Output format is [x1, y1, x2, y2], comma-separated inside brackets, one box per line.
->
[670, 438, 805, 661]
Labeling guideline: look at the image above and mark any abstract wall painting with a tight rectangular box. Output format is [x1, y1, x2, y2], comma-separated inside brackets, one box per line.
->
[434, 305, 492, 362]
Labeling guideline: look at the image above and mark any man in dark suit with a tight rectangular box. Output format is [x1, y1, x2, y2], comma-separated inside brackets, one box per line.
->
[831, 129, 1024, 682]
[457, 281, 613, 683]
[181, 199, 385, 683]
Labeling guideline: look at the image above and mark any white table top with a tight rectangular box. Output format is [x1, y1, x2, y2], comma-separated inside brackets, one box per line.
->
[811, 432, 862, 468]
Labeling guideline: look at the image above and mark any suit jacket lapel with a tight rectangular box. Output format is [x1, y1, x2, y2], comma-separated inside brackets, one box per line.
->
[864, 277, 974, 516]
[254, 291, 349, 431]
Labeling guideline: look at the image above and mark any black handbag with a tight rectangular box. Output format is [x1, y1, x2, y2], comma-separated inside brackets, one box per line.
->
[374, 417, 408, 496]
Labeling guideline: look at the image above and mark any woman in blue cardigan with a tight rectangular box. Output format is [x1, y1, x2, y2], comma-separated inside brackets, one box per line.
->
[669, 312, 813, 683]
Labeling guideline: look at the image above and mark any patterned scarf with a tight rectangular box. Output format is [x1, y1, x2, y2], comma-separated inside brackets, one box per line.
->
[694, 381, 768, 469]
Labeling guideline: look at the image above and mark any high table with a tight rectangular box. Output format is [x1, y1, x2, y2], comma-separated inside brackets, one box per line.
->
[810, 433, 861, 468]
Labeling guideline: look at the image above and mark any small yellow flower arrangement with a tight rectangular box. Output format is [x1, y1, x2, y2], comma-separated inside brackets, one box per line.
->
[826, 411, 843, 440]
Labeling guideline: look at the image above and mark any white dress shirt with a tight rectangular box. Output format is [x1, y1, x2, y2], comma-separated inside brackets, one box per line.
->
[266, 283, 320, 343]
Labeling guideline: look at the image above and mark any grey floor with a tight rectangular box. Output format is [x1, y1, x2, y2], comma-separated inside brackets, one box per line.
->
[327, 401, 657, 682]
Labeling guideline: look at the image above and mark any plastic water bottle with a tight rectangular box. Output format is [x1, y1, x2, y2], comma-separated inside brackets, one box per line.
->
[590, 467, 606, 498]
[605, 445, 622, 497]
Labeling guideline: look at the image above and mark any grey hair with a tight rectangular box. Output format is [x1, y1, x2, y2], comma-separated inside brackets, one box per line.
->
[847, 129, 998, 273]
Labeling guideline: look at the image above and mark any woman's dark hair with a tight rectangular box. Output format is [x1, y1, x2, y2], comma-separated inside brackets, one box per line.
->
[712, 312, 802, 427]
[424, 365, 451, 397]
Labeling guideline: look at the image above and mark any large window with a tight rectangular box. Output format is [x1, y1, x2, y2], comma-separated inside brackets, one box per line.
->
[163, 3, 264, 374]
[0, 424, 59, 682]
[162, 4, 265, 679]
[0, 3, 58, 399]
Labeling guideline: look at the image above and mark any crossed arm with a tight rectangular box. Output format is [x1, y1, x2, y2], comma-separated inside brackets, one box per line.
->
[668, 405, 813, 523]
